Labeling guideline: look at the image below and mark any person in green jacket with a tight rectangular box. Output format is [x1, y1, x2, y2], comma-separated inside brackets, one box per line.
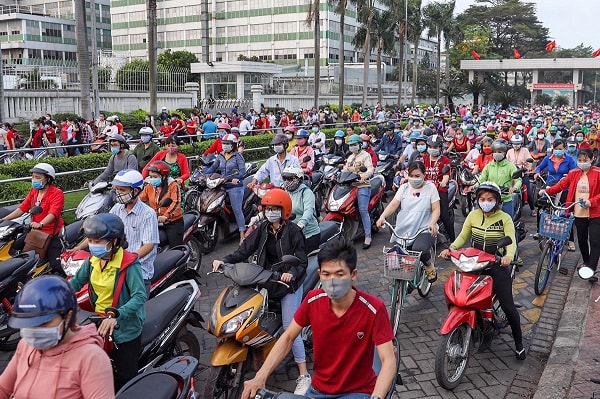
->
[479, 140, 522, 219]
[132, 126, 160, 170]
[69, 213, 147, 390]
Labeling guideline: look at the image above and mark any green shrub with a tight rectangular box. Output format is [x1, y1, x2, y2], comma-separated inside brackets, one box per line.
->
[176, 108, 195, 118]
[53, 113, 80, 122]
[170, 109, 187, 120]
[0, 174, 30, 203]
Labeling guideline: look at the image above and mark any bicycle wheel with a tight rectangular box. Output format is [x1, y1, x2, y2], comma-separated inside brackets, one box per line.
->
[418, 255, 433, 297]
[534, 240, 553, 295]
[390, 279, 408, 336]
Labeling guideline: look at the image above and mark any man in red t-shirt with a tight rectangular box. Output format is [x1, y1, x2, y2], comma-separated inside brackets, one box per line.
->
[241, 238, 396, 399]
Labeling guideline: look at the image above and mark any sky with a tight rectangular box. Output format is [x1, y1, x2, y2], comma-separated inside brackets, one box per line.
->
[424, 0, 600, 50]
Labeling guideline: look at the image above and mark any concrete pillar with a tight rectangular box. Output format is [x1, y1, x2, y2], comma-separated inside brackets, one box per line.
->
[532, 70, 539, 84]
[236, 73, 244, 99]
[251, 84, 263, 112]
[573, 70, 580, 107]
[184, 82, 199, 108]
[468, 70, 474, 82]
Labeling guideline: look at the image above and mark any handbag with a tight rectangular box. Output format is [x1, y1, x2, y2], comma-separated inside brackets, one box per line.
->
[22, 229, 53, 259]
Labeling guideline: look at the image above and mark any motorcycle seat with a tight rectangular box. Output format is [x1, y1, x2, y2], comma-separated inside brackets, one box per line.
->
[0, 204, 19, 219]
[0, 257, 27, 281]
[116, 373, 178, 399]
[64, 220, 84, 246]
[370, 176, 384, 198]
[318, 221, 339, 243]
[158, 229, 168, 245]
[151, 249, 185, 284]
[141, 287, 189, 347]
[182, 213, 197, 232]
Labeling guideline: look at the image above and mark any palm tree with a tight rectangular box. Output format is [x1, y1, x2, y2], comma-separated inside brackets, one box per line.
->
[422, 1, 455, 105]
[353, 0, 375, 107]
[353, 9, 396, 105]
[306, 0, 321, 108]
[74, 0, 91, 118]
[465, 80, 486, 109]
[330, 0, 348, 115]
[406, 0, 423, 105]
[440, 85, 464, 114]
[553, 94, 570, 107]
[492, 89, 520, 110]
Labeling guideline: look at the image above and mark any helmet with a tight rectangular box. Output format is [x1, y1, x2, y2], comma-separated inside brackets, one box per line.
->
[334, 130, 345, 138]
[537, 128, 546, 134]
[409, 132, 420, 140]
[30, 162, 56, 180]
[359, 133, 371, 142]
[491, 140, 508, 153]
[347, 134, 362, 145]
[566, 136, 577, 146]
[296, 129, 310, 139]
[475, 181, 502, 205]
[487, 125, 496, 132]
[245, 114, 252, 121]
[444, 135, 454, 142]
[206, 114, 213, 120]
[109, 134, 128, 149]
[422, 127, 434, 136]
[426, 134, 443, 148]
[82, 213, 125, 241]
[222, 134, 238, 144]
[217, 122, 231, 131]
[573, 124, 583, 133]
[515, 124, 524, 131]
[270, 133, 289, 147]
[415, 135, 428, 143]
[386, 121, 395, 130]
[481, 136, 494, 146]
[9, 276, 77, 329]
[111, 169, 144, 189]
[261, 188, 292, 220]
[139, 127, 154, 135]
[146, 160, 170, 177]
[231, 127, 240, 134]
[106, 116, 116, 123]
[112, 115, 120, 122]
[282, 165, 304, 179]
[284, 125, 296, 133]
[511, 135, 523, 145]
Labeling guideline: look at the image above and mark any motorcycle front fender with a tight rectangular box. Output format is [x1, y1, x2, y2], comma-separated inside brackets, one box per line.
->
[323, 212, 344, 222]
[210, 339, 249, 366]
[198, 214, 218, 228]
[440, 306, 477, 335]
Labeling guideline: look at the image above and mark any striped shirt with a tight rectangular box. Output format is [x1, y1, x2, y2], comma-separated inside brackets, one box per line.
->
[110, 199, 159, 279]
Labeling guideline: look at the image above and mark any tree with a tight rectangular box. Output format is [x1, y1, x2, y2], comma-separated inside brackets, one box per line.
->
[330, 0, 349, 116]
[535, 93, 552, 106]
[147, 0, 158, 114]
[465, 80, 487, 108]
[115, 60, 173, 92]
[74, 0, 90, 119]
[18, 68, 59, 90]
[553, 94, 570, 108]
[491, 88, 520, 109]
[440, 85, 464, 114]
[353, 8, 396, 104]
[353, 0, 375, 107]
[306, 0, 321, 108]
[406, 0, 423, 105]
[158, 49, 199, 81]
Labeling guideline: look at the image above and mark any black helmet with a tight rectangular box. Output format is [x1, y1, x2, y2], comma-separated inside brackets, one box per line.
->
[491, 140, 508, 153]
[422, 127, 434, 136]
[475, 181, 502, 205]
[426, 134, 444, 148]
[270, 133, 289, 150]
[83, 213, 125, 242]
[10, 275, 77, 329]
[386, 121, 395, 130]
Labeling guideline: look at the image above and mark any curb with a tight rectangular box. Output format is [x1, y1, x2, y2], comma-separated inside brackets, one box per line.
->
[532, 256, 591, 399]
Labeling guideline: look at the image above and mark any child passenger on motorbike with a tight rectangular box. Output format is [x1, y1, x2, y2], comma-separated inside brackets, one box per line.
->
[290, 129, 315, 175]
[212, 189, 311, 395]
[440, 182, 526, 360]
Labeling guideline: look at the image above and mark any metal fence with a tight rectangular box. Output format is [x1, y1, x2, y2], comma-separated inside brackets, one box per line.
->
[199, 98, 252, 115]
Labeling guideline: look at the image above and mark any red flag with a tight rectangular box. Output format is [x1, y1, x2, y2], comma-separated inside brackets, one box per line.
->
[545, 40, 556, 52]
[593, 48, 600, 58]
[471, 50, 481, 60]
[513, 48, 521, 59]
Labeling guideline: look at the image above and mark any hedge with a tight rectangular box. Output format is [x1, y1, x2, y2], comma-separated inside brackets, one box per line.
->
[0, 174, 31, 203]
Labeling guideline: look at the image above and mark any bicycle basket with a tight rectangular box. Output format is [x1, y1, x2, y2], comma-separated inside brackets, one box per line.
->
[383, 247, 421, 280]
[539, 212, 574, 241]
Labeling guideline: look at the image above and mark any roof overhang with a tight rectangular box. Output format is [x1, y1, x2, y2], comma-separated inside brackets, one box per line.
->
[461, 58, 600, 71]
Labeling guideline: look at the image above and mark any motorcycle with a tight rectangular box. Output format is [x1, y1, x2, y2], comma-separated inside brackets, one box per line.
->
[203, 256, 301, 399]
[0, 251, 39, 351]
[323, 169, 386, 241]
[435, 237, 514, 390]
[458, 168, 478, 217]
[0, 207, 43, 260]
[76, 181, 115, 220]
[116, 356, 198, 399]
[375, 151, 397, 192]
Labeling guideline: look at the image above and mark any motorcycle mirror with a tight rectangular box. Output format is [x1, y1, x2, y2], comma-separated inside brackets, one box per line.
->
[359, 166, 367, 172]
[526, 158, 534, 163]
[497, 236, 512, 249]
[104, 307, 120, 318]
[512, 170, 523, 179]
[159, 198, 173, 207]
[30, 206, 43, 215]
[578, 266, 596, 280]
[441, 165, 451, 174]
[303, 156, 311, 162]
[280, 255, 301, 267]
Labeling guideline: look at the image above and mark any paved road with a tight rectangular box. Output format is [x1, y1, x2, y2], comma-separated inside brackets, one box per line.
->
[0, 207, 577, 398]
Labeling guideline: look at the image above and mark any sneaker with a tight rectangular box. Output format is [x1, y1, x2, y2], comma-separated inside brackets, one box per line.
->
[425, 269, 437, 283]
[515, 348, 526, 360]
[294, 375, 312, 395]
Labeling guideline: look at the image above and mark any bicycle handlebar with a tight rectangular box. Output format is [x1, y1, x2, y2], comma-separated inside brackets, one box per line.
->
[541, 191, 581, 211]
[383, 220, 431, 242]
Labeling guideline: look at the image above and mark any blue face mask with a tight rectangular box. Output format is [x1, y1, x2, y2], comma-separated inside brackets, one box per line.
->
[141, 135, 151, 143]
[416, 144, 427, 153]
[218, 131, 226, 139]
[475, 144, 481, 150]
[88, 242, 111, 258]
[31, 179, 44, 190]
[312, 127, 319, 133]
[362, 142, 368, 149]
[111, 147, 120, 155]
[148, 177, 162, 187]
[576, 137, 584, 142]
[553, 149, 564, 157]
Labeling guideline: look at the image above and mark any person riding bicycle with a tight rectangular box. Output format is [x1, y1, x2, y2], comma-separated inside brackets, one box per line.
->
[0, 276, 114, 399]
[479, 140, 522, 219]
[290, 129, 315, 175]
[282, 166, 320, 253]
[376, 161, 440, 283]
[241, 237, 396, 399]
[248, 134, 301, 189]
[92, 134, 138, 186]
[69, 214, 147, 390]
[212, 188, 310, 395]
[540, 148, 600, 272]
[201, 134, 247, 245]
[440, 182, 526, 361]
[139, 160, 184, 248]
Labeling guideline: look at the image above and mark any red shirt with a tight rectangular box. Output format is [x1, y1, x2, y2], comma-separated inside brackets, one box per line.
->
[61, 124, 69, 143]
[160, 125, 173, 137]
[546, 166, 600, 218]
[452, 137, 469, 152]
[5, 130, 14, 149]
[44, 127, 57, 143]
[294, 288, 394, 395]
[203, 138, 223, 155]
[19, 185, 65, 235]
[31, 128, 44, 148]
[116, 122, 124, 134]
[476, 153, 494, 172]
[422, 153, 451, 192]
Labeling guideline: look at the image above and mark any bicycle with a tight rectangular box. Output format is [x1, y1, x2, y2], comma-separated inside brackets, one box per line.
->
[534, 191, 579, 295]
[382, 221, 435, 336]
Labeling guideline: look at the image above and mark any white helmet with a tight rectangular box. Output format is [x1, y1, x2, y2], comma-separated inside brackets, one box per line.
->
[111, 169, 144, 189]
[281, 165, 304, 179]
[139, 127, 154, 135]
[511, 135, 524, 145]
[30, 162, 56, 179]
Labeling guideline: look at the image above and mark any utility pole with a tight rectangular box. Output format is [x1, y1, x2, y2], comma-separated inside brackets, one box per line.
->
[0, 45, 4, 122]
[90, 0, 100, 120]
[147, 0, 157, 115]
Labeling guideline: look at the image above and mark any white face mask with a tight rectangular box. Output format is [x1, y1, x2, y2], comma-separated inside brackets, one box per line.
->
[273, 145, 285, 154]
[20, 324, 62, 350]
[265, 209, 282, 223]
[335, 139, 343, 145]
[478, 201, 496, 213]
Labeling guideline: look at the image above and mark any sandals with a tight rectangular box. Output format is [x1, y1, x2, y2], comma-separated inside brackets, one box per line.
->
[425, 268, 437, 283]
[568, 241, 576, 252]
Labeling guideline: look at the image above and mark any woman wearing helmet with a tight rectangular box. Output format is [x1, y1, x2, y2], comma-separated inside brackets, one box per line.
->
[440, 182, 525, 360]
[92, 133, 138, 186]
[0, 276, 114, 398]
[212, 188, 310, 394]
[140, 160, 184, 247]
[290, 129, 315, 175]
[527, 128, 550, 163]
[507, 135, 535, 215]
[282, 165, 320, 253]
[249, 134, 301, 189]
[473, 136, 495, 174]
[343, 134, 375, 249]
[70, 213, 147, 389]
[101, 115, 119, 138]
[202, 122, 231, 156]
[132, 126, 160, 170]
[143, 136, 191, 188]
[329, 130, 349, 157]
[1, 163, 65, 275]
[202, 133, 247, 244]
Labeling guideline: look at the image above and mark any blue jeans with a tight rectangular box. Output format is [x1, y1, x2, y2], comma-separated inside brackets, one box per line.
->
[226, 186, 246, 232]
[502, 200, 514, 220]
[281, 284, 305, 363]
[357, 187, 371, 239]
[306, 386, 370, 399]
[522, 174, 535, 210]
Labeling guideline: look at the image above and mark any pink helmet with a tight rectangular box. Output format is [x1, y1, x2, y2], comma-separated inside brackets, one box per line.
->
[218, 122, 231, 131]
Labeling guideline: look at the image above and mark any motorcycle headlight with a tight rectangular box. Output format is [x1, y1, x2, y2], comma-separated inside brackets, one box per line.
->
[378, 153, 387, 161]
[206, 178, 219, 189]
[62, 257, 86, 277]
[220, 308, 253, 336]
[328, 198, 341, 211]
[206, 196, 225, 213]
[0, 226, 15, 240]
[451, 255, 490, 272]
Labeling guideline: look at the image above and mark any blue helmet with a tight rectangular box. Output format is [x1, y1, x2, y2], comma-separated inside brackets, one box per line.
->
[83, 213, 125, 242]
[334, 130, 345, 138]
[10, 276, 77, 329]
[296, 129, 310, 139]
[111, 169, 144, 189]
[347, 134, 362, 145]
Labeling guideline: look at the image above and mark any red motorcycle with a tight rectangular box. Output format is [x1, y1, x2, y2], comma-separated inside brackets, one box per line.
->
[323, 170, 386, 240]
[435, 237, 513, 390]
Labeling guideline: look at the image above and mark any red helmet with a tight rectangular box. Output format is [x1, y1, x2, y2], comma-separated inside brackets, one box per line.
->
[261, 188, 292, 220]
[205, 114, 213, 120]
[146, 160, 170, 177]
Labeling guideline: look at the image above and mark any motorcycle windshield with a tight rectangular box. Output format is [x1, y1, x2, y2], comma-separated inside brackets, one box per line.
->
[223, 262, 273, 286]
[332, 185, 352, 200]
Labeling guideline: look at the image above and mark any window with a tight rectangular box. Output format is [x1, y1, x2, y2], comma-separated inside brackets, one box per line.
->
[11, 30, 20, 35]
